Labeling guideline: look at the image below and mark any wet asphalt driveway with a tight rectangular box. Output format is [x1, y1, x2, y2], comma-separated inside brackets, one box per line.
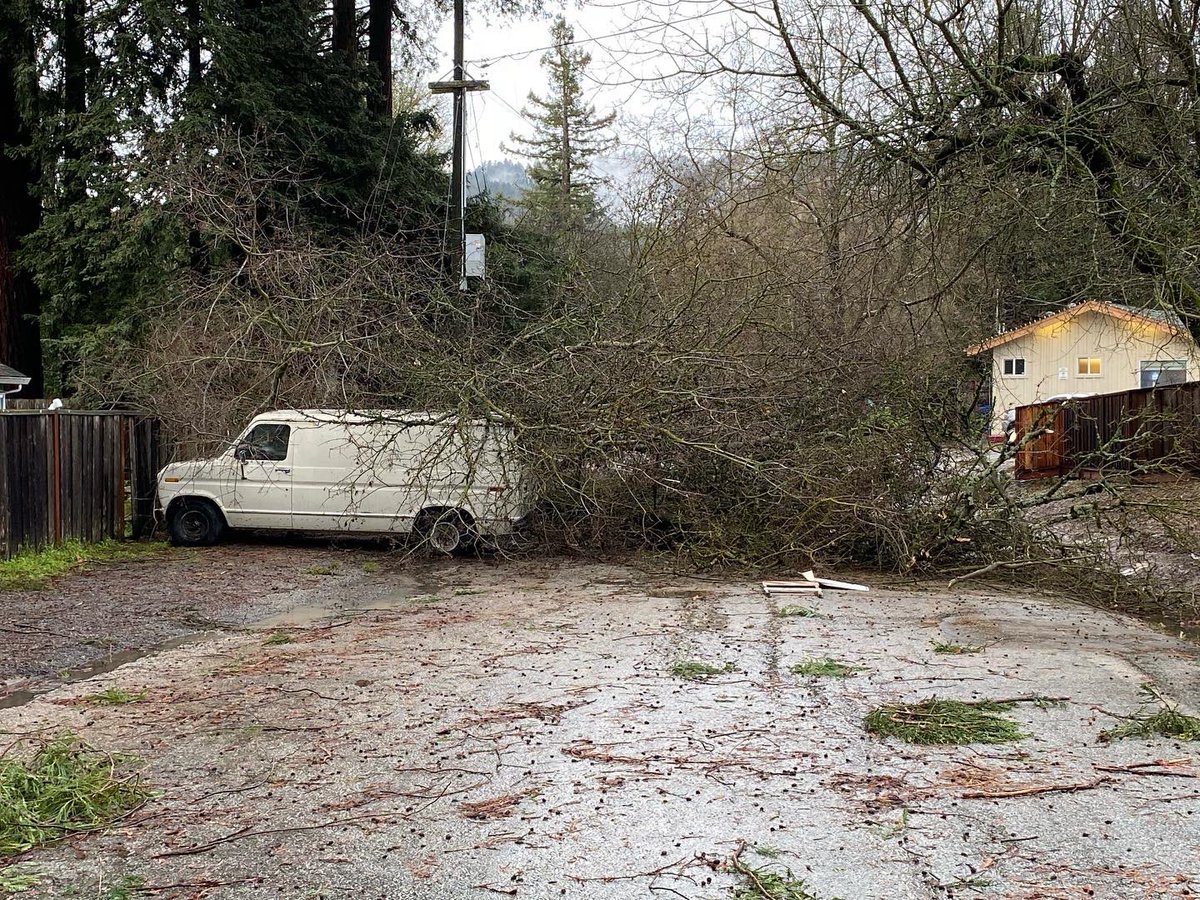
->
[1, 553, 1198, 898]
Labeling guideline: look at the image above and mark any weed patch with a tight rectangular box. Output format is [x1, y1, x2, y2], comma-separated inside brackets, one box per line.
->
[1100, 708, 1200, 742]
[790, 658, 861, 678]
[84, 688, 146, 706]
[101, 875, 145, 900]
[0, 541, 158, 591]
[0, 867, 40, 893]
[931, 640, 983, 655]
[865, 698, 1024, 745]
[303, 564, 339, 576]
[0, 736, 149, 857]
[778, 605, 820, 618]
[670, 660, 734, 681]
[263, 631, 294, 646]
[361, 561, 382, 574]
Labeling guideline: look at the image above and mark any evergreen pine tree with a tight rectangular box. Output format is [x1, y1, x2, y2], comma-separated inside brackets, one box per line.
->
[506, 17, 615, 225]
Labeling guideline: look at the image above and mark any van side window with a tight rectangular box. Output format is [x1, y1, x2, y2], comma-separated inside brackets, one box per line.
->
[241, 424, 291, 461]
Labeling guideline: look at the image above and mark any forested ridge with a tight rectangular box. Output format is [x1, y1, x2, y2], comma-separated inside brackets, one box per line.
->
[3, 0, 1200, 584]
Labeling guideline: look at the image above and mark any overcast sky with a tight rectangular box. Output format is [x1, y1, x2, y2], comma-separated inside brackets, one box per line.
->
[419, 0, 747, 170]
[421, 2, 647, 166]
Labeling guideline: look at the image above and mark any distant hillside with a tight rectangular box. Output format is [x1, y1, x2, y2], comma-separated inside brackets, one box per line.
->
[469, 159, 532, 205]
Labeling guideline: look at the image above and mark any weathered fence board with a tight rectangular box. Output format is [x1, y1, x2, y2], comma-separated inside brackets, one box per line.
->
[0, 411, 160, 559]
[1015, 382, 1200, 479]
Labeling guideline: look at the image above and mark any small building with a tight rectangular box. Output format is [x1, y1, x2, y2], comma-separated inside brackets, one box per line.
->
[966, 300, 1200, 436]
[0, 364, 30, 410]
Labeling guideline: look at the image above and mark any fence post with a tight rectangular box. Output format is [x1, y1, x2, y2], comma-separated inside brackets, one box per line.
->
[0, 417, 8, 559]
[51, 411, 62, 544]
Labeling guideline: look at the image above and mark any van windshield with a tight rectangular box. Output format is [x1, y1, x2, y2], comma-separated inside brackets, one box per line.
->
[239, 423, 291, 461]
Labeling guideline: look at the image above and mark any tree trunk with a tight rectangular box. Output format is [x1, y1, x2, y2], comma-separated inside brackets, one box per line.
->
[366, 0, 390, 116]
[0, 4, 43, 396]
[62, 0, 87, 210]
[559, 73, 571, 219]
[186, 0, 202, 89]
[332, 0, 356, 61]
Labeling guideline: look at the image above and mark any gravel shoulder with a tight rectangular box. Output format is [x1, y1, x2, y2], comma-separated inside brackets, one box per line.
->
[1, 554, 1198, 898]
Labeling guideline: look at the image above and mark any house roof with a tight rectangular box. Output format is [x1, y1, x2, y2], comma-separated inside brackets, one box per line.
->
[965, 300, 1191, 356]
[0, 363, 30, 386]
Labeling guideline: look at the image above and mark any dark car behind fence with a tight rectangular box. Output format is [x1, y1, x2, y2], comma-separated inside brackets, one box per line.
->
[1015, 381, 1200, 480]
[0, 410, 161, 559]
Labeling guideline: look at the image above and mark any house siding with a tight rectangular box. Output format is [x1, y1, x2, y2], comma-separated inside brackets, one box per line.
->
[988, 311, 1200, 432]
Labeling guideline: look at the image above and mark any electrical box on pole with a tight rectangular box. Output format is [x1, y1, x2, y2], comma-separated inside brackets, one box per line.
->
[465, 234, 485, 278]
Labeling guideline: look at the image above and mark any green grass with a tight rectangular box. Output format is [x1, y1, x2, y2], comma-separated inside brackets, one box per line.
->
[864, 698, 1025, 745]
[0, 735, 149, 857]
[778, 605, 820, 618]
[670, 659, 735, 681]
[790, 658, 861, 678]
[0, 541, 157, 591]
[101, 875, 145, 900]
[361, 561, 383, 574]
[1100, 707, 1200, 742]
[0, 867, 41, 893]
[931, 640, 983, 655]
[263, 631, 294, 646]
[84, 688, 146, 706]
[303, 564, 339, 576]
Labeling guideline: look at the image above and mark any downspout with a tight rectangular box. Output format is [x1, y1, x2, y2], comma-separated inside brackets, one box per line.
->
[0, 383, 23, 410]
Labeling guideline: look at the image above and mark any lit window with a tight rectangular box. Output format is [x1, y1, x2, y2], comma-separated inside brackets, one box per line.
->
[1077, 357, 1101, 376]
[1003, 357, 1026, 376]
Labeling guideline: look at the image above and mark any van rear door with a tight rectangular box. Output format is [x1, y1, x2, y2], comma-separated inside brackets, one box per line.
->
[227, 421, 294, 528]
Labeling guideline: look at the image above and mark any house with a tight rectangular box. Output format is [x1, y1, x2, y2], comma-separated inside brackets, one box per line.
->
[966, 300, 1200, 435]
[0, 364, 30, 410]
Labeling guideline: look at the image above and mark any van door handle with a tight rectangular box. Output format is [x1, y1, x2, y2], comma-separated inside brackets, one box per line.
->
[275, 467, 291, 475]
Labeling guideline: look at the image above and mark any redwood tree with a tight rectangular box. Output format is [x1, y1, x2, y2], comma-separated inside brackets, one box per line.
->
[0, 0, 42, 395]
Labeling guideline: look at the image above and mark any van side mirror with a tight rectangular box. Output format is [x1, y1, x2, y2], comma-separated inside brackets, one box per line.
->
[234, 444, 252, 461]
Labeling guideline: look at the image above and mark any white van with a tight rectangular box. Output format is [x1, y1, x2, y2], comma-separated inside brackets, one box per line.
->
[156, 410, 530, 553]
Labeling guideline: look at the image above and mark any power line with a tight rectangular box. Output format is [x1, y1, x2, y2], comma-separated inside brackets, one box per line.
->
[472, 7, 732, 67]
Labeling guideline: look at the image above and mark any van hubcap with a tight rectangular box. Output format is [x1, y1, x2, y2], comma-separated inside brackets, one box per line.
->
[428, 519, 462, 554]
[179, 510, 208, 541]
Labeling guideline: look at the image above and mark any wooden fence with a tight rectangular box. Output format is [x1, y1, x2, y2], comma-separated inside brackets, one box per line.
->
[0, 411, 161, 559]
[1014, 381, 1200, 479]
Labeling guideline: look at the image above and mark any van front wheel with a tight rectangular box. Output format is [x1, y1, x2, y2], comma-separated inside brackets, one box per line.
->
[168, 500, 225, 547]
[418, 508, 475, 555]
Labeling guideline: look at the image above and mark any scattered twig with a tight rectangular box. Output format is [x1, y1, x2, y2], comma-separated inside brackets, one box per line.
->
[962, 776, 1110, 799]
[154, 812, 402, 858]
[1094, 758, 1196, 778]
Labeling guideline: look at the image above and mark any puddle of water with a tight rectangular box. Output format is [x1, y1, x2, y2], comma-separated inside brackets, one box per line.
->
[0, 571, 445, 710]
[251, 574, 440, 628]
[0, 632, 214, 711]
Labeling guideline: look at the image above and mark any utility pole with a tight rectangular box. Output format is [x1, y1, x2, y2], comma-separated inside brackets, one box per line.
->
[430, 0, 488, 290]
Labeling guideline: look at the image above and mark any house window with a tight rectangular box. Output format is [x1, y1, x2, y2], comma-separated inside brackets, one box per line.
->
[1002, 357, 1026, 376]
[1140, 360, 1186, 388]
[1077, 357, 1101, 377]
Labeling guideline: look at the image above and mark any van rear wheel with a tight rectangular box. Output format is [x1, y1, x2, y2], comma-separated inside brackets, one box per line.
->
[418, 508, 475, 555]
[169, 499, 224, 547]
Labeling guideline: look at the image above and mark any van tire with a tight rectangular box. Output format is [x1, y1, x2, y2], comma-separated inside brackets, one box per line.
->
[168, 499, 225, 547]
[417, 508, 475, 555]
